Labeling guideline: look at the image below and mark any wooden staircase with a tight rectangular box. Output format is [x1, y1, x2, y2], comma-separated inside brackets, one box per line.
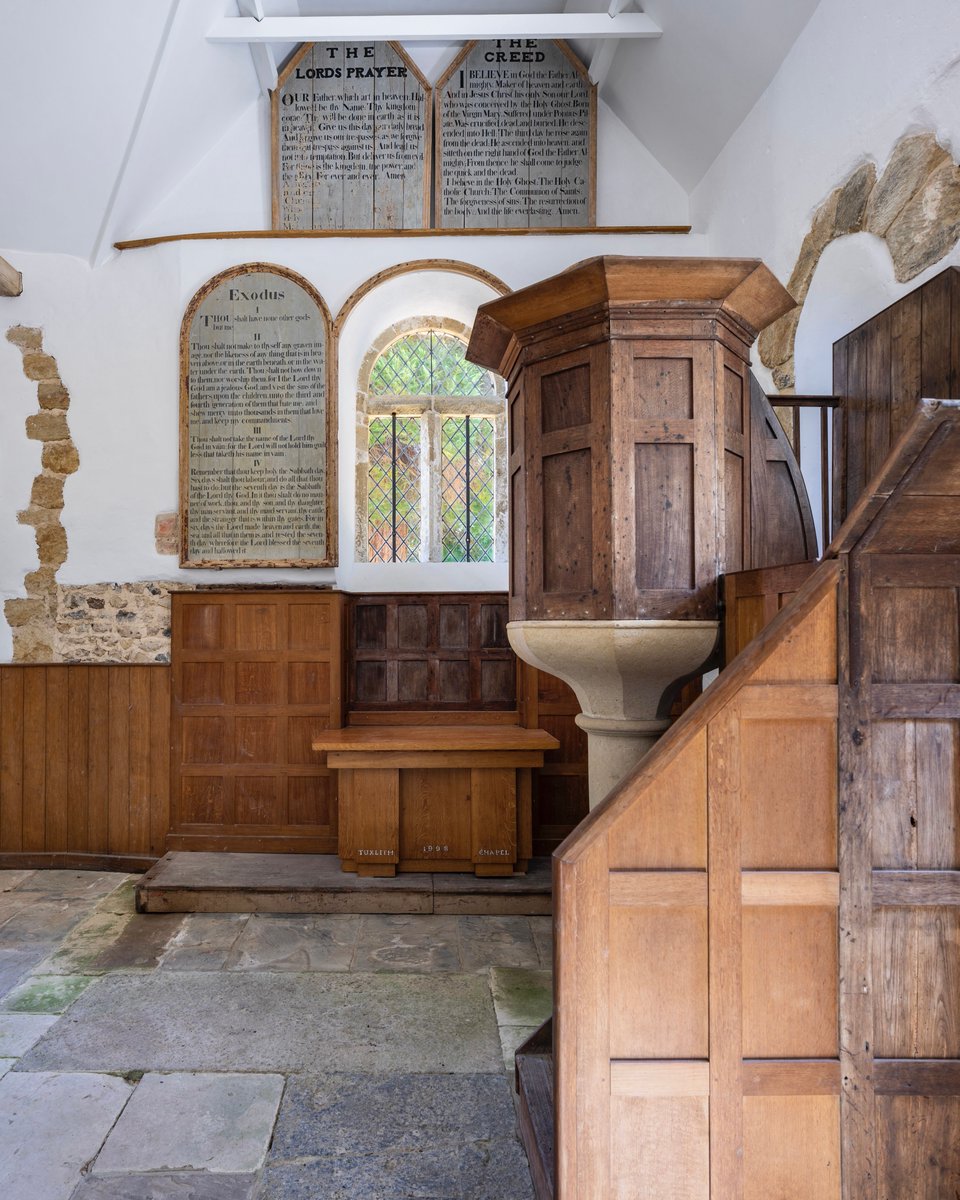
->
[521, 400, 960, 1198]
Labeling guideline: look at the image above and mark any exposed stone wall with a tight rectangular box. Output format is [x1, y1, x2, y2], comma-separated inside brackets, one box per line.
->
[759, 131, 960, 390]
[3, 326, 79, 662]
[55, 582, 194, 664]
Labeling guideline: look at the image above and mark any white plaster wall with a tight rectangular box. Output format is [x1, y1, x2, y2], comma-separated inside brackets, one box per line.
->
[692, 0, 960, 380]
[0, 225, 714, 660]
[134, 91, 689, 238]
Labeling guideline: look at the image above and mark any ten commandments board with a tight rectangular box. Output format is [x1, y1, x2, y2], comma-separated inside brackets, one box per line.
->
[273, 42, 431, 230]
[436, 39, 596, 228]
[180, 265, 336, 567]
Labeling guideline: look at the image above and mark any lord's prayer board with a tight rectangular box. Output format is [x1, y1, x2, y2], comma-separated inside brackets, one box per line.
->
[273, 41, 431, 230]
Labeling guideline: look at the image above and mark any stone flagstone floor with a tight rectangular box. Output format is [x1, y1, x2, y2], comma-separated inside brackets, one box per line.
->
[0, 869, 553, 1199]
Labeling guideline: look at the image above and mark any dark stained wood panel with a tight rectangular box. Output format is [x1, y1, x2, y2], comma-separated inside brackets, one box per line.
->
[0, 664, 170, 864]
[634, 442, 695, 590]
[171, 591, 344, 854]
[635, 356, 694, 420]
[347, 593, 516, 713]
[833, 266, 960, 531]
[542, 449, 594, 595]
[540, 363, 592, 433]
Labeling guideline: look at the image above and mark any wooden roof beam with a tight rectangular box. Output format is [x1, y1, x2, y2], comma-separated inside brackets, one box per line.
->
[0, 254, 22, 297]
[238, 0, 277, 96]
[207, 12, 662, 44]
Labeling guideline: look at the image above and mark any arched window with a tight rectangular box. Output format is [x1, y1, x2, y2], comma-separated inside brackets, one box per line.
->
[357, 319, 507, 563]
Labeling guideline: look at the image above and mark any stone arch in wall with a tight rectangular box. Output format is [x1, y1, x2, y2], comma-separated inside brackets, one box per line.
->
[758, 131, 960, 390]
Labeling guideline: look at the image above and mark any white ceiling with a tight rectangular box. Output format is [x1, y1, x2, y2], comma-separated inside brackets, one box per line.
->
[0, 0, 822, 261]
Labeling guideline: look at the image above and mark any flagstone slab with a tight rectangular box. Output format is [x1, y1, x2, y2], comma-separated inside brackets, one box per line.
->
[260, 1140, 535, 1199]
[0, 870, 36, 892]
[0, 949, 46, 999]
[159, 914, 250, 971]
[489, 967, 553, 1027]
[458, 916, 540, 971]
[2, 974, 93, 1013]
[0, 1011, 60, 1055]
[70, 1174, 259, 1199]
[223, 915, 359, 972]
[87, 915, 183, 971]
[19, 971, 502, 1074]
[21, 872, 130, 900]
[270, 1071, 519, 1160]
[0, 1071, 133, 1200]
[353, 914, 460, 973]
[94, 1072, 284, 1174]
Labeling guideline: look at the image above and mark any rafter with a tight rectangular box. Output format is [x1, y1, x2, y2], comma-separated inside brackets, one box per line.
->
[238, 0, 277, 96]
[0, 254, 22, 297]
[207, 12, 662, 44]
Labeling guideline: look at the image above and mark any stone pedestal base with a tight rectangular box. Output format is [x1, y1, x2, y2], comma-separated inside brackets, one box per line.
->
[508, 620, 719, 809]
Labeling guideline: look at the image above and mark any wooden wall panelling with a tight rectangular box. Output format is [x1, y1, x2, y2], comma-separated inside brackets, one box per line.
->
[347, 592, 517, 714]
[832, 266, 960, 532]
[0, 664, 170, 867]
[722, 560, 820, 665]
[171, 591, 343, 853]
[553, 561, 844, 1199]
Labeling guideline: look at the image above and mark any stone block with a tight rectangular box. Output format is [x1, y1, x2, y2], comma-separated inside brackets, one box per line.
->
[24, 567, 57, 596]
[887, 157, 960, 281]
[489, 966, 553, 1027]
[772, 362, 795, 391]
[94, 1072, 284, 1174]
[42, 440, 80, 475]
[458, 915, 540, 971]
[4, 597, 47, 627]
[0, 1071, 133, 1200]
[6, 325, 42, 351]
[70, 1173, 259, 1198]
[784, 188, 840, 307]
[865, 131, 951, 236]
[18, 504, 61, 528]
[30, 473, 65, 509]
[26, 411, 70, 441]
[1, 974, 93, 1014]
[757, 306, 801, 370]
[833, 160, 877, 234]
[18, 971, 504, 1073]
[0, 1012, 60, 1055]
[38, 380, 70, 410]
[36, 522, 68, 568]
[21, 351, 60, 381]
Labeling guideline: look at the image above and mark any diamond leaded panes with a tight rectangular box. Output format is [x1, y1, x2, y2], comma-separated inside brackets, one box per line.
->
[364, 327, 502, 564]
[441, 416, 494, 562]
[367, 415, 421, 562]
[369, 331, 496, 397]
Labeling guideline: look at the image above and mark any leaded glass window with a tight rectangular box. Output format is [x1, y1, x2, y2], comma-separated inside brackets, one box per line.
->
[359, 323, 506, 565]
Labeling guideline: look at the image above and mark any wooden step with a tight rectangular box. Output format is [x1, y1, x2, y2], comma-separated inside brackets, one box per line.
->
[136, 851, 552, 915]
[516, 1019, 555, 1200]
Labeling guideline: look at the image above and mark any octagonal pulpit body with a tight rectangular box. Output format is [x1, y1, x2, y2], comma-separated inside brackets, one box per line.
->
[467, 256, 796, 622]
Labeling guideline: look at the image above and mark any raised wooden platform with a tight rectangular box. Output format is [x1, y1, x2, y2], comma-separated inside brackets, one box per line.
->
[136, 852, 552, 915]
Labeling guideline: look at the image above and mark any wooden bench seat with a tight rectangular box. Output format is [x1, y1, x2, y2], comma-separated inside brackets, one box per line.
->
[313, 725, 559, 876]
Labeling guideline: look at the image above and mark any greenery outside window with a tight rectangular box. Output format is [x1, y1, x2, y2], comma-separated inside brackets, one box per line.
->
[358, 322, 507, 564]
